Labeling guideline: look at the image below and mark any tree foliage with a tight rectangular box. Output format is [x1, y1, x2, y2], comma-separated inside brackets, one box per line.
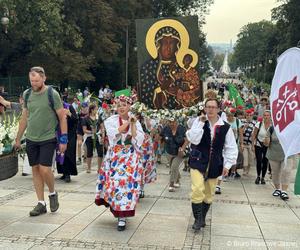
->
[272, 0, 300, 52]
[230, 21, 277, 70]
[230, 0, 300, 84]
[0, 0, 213, 91]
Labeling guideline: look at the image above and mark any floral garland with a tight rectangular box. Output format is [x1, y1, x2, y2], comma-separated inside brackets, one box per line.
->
[131, 102, 205, 120]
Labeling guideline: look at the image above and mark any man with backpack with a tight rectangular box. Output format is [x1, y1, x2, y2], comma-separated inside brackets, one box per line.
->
[15, 66, 67, 216]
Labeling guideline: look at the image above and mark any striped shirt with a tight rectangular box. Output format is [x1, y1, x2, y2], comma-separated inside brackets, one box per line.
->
[242, 119, 256, 145]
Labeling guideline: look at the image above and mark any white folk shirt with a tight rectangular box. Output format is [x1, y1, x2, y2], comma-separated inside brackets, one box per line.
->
[104, 114, 144, 148]
[186, 116, 238, 169]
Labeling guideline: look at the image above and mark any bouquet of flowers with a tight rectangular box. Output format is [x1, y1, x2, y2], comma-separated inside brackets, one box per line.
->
[0, 115, 19, 155]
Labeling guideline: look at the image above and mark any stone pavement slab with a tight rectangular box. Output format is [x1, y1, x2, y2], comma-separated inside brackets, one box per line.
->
[0, 221, 60, 237]
[0, 155, 300, 249]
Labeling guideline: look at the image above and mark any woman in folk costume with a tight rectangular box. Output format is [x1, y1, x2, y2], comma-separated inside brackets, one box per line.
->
[95, 89, 145, 231]
[138, 115, 157, 198]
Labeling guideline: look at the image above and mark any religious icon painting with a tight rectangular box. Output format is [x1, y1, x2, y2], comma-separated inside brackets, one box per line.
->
[136, 16, 203, 109]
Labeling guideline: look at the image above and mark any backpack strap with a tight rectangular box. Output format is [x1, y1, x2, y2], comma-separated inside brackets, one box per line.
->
[47, 86, 60, 125]
[269, 125, 274, 135]
[269, 125, 274, 143]
[47, 86, 55, 112]
[255, 121, 262, 140]
[255, 121, 264, 146]
[236, 118, 240, 143]
[24, 88, 32, 109]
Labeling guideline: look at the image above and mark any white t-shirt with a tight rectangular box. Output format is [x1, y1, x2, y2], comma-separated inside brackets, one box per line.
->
[255, 121, 268, 147]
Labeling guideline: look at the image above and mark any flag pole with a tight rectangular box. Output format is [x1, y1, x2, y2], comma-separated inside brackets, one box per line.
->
[295, 159, 300, 195]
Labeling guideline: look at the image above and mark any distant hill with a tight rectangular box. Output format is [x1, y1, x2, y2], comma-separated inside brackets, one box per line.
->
[209, 43, 234, 54]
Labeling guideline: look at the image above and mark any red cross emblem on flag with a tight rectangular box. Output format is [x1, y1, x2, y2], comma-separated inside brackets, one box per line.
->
[272, 76, 300, 132]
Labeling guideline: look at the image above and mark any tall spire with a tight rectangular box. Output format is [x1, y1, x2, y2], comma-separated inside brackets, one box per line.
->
[220, 51, 231, 74]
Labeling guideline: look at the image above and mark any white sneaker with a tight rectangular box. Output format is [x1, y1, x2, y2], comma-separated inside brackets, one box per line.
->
[215, 186, 221, 195]
[168, 186, 175, 192]
[174, 183, 181, 188]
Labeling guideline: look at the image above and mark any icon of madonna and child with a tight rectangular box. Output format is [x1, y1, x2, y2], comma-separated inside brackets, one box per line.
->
[139, 18, 203, 109]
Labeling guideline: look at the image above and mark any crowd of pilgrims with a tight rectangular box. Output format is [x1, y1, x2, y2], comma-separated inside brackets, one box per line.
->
[34, 85, 296, 231]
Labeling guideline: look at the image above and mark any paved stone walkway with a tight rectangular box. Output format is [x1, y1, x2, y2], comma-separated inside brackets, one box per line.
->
[0, 155, 300, 250]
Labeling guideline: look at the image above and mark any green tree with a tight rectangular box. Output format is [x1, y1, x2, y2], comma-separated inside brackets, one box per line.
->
[230, 20, 277, 83]
[198, 30, 212, 75]
[0, 0, 93, 82]
[0, 0, 214, 92]
[230, 0, 300, 84]
[272, 0, 300, 52]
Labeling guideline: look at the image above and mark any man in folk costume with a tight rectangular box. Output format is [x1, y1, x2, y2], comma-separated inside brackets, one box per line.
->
[95, 89, 145, 231]
[181, 98, 238, 231]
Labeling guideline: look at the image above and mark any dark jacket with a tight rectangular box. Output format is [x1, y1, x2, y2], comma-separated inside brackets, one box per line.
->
[161, 124, 186, 155]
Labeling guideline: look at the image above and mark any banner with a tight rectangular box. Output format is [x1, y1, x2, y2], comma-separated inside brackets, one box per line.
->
[270, 47, 300, 161]
[270, 47, 300, 195]
[228, 83, 244, 107]
[136, 16, 203, 109]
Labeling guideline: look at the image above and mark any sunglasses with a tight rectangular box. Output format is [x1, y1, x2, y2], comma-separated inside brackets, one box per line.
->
[30, 67, 45, 74]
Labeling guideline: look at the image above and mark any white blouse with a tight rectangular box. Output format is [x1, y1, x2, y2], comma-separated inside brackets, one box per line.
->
[104, 114, 144, 148]
[255, 121, 269, 147]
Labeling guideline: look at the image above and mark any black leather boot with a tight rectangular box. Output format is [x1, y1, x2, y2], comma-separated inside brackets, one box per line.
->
[191, 203, 203, 231]
[201, 202, 211, 227]
[192, 203, 197, 229]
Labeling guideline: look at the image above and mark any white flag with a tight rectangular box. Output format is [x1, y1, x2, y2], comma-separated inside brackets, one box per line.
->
[270, 47, 300, 160]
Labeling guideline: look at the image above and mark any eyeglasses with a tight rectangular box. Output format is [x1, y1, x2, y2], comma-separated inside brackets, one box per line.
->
[30, 67, 45, 74]
[205, 106, 218, 109]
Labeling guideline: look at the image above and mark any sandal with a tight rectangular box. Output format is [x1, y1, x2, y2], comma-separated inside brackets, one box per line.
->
[272, 189, 281, 197]
[117, 218, 126, 231]
[280, 191, 289, 201]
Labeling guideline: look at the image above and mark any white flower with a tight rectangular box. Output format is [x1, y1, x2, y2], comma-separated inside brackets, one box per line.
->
[0, 115, 20, 155]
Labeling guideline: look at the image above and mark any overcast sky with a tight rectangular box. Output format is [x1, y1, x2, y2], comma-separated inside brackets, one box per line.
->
[203, 0, 280, 44]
